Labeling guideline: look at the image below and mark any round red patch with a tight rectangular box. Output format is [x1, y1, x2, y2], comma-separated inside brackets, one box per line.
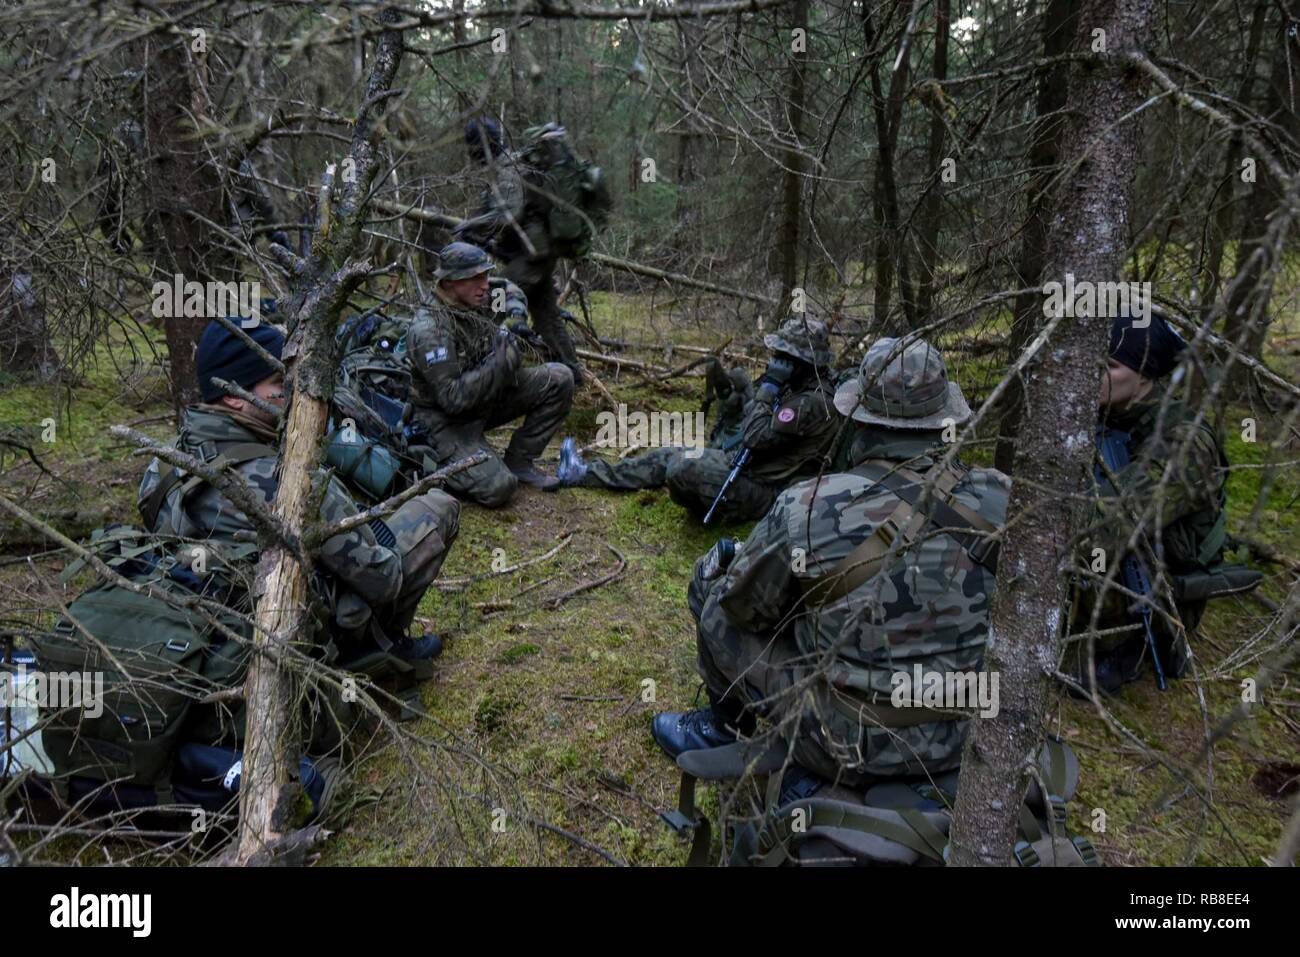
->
[777, 407, 796, 423]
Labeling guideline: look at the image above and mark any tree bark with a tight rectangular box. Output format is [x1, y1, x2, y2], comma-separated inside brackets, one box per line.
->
[914, 0, 950, 323]
[949, 0, 1156, 866]
[140, 35, 231, 420]
[994, 0, 1082, 474]
[235, 9, 405, 864]
[866, 0, 917, 331]
[774, 0, 810, 314]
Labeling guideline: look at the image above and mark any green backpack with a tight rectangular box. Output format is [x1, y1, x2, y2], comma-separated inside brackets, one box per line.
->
[519, 124, 611, 259]
[30, 529, 255, 802]
[28, 527, 428, 808]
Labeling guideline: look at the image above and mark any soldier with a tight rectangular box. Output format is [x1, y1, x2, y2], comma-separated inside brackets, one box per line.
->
[137, 319, 460, 664]
[405, 241, 574, 505]
[1065, 309, 1241, 694]
[557, 317, 839, 524]
[651, 338, 1010, 795]
[454, 117, 587, 385]
[230, 156, 292, 250]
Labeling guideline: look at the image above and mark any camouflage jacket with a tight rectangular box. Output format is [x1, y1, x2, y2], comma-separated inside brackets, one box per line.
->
[136, 406, 405, 608]
[731, 372, 840, 484]
[1091, 382, 1227, 573]
[457, 158, 549, 260]
[700, 429, 1010, 778]
[405, 280, 530, 429]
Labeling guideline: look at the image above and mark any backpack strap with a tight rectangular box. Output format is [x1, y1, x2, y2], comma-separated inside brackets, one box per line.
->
[752, 798, 949, 867]
[140, 441, 276, 529]
[800, 461, 999, 607]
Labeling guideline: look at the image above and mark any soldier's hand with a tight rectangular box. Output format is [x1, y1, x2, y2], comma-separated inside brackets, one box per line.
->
[495, 325, 522, 369]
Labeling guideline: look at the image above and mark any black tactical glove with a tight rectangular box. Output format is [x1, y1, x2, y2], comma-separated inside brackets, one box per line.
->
[494, 325, 522, 369]
[755, 356, 796, 403]
[508, 319, 546, 348]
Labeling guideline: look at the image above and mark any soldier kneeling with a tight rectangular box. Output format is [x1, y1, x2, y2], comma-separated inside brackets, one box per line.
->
[405, 242, 573, 506]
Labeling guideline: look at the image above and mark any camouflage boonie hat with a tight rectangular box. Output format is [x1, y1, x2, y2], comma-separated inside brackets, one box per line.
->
[763, 317, 833, 368]
[435, 242, 494, 283]
[834, 337, 971, 430]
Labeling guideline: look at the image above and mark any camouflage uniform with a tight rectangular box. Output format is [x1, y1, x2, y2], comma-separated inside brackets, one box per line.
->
[456, 144, 580, 376]
[686, 338, 1009, 784]
[406, 275, 574, 507]
[137, 405, 460, 650]
[1070, 381, 1228, 660]
[578, 319, 840, 523]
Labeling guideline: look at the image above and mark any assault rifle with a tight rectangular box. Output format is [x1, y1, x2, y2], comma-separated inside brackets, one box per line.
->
[1095, 426, 1168, 691]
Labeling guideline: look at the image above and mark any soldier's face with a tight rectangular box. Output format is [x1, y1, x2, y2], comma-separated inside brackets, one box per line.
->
[231, 372, 287, 426]
[1099, 359, 1152, 410]
[443, 273, 489, 308]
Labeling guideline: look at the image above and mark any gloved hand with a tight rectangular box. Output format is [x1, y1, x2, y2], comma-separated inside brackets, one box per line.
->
[494, 325, 522, 369]
[507, 318, 545, 348]
[755, 356, 796, 403]
[269, 230, 292, 249]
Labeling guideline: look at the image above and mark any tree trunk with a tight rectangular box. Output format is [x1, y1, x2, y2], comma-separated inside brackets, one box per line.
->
[994, 0, 1081, 475]
[235, 9, 405, 864]
[915, 0, 950, 323]
[867, 0, 917, 332]
[775, 0, 810, 314]
[140, 35, 231, 420]
[1196, 0, 1270, 317]
[949, 0, 1156, 867]
[1222, 11, 1300, 389]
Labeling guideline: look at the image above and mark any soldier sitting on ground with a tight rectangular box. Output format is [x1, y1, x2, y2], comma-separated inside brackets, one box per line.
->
[556, 317, 839, 524]
[138, 319, 460, 665]
[405, 241, 574, 505]
[652, 338, 1009, 790]
[1063, 309, 1258, 695]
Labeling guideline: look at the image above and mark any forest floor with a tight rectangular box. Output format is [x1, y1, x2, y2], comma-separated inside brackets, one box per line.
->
[2, 291, 1298, 866]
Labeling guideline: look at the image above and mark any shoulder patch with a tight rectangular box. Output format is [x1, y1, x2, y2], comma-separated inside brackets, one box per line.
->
[777, 406, 797, 424]
[424, 346, 449, 365]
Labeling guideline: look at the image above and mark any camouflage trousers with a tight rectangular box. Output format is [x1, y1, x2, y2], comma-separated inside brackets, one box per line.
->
[333, 488, 461, 647]
[414, 362, 575, 508]
[687, 562, 972, 785]
[579, 447, 777, 523]
[503, 254, 580, 376]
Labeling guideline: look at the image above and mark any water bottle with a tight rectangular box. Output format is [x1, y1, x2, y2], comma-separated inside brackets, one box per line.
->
[2, 648, 53, 778]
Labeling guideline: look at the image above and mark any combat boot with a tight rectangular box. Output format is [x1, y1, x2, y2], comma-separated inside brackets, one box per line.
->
[505, 453, 561, 492]
[651, 707, 736, 759]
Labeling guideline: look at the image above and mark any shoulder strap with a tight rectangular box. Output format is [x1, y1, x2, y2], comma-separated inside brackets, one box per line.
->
[140, 441, 276, 529]
[801, 461, 999, 608]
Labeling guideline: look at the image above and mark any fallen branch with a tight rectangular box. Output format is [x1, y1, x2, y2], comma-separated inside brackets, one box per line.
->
[434, 532, 573, 590]
[545, 544, 627, 609]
